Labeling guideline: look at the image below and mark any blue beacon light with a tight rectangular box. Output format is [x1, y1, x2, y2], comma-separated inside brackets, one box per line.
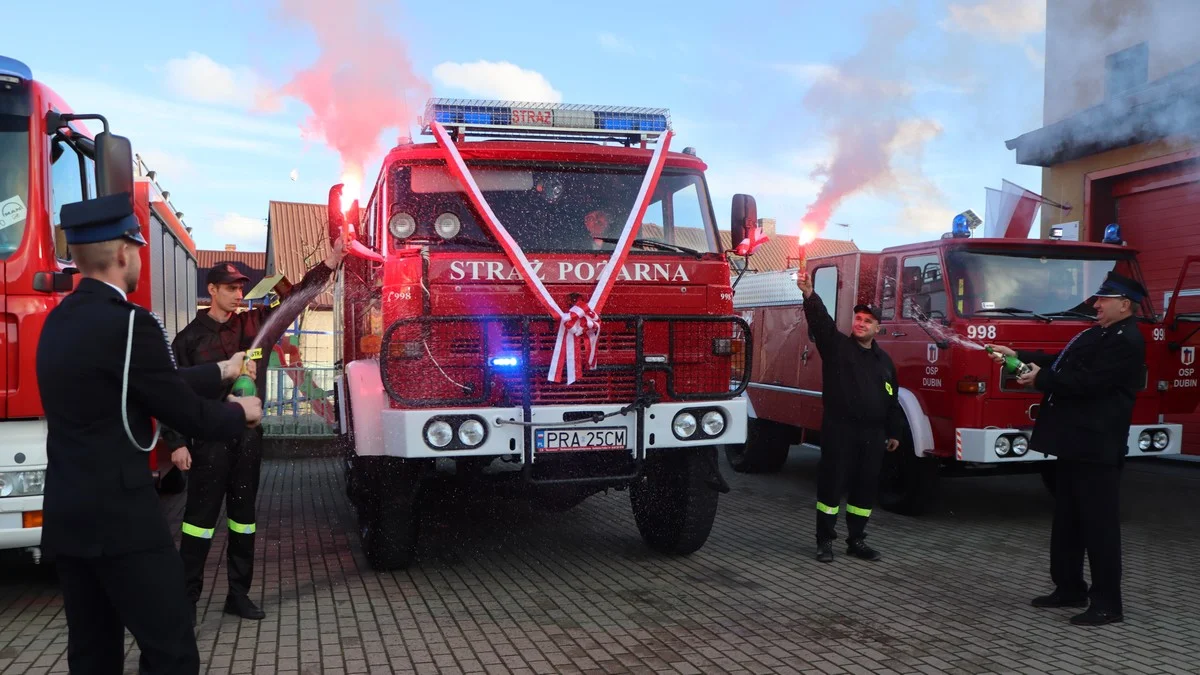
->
[489, 356, 520, 368]
[1103, 223, 1122, 244]
[951, 214, 971, 238]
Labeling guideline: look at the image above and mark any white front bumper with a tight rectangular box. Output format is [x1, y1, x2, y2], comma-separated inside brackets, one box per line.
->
[0, 420, 47, 551]
[369, 399, 748, 459]
[955, 424, 1184, 463]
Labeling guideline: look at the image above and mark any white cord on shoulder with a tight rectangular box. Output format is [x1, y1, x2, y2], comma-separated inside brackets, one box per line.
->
[122, 309, 160, 452]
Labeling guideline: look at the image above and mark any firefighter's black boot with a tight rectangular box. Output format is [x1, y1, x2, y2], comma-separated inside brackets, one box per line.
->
[223, 593, 265, 620]
[846, 537, 881, 561]
[816, 541, 834, 563]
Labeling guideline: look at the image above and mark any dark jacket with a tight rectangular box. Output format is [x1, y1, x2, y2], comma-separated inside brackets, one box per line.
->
[35, 278, 247, 558]
[804, 292, 905, 438]
[1018, 315, 1145, 464]
[162, 261, 334, 450]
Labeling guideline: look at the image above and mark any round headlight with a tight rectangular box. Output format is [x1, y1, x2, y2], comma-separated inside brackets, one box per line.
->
[673, 412, 698, 438]
[0, 475, 11, 498]
[434, 212, 461, 239]
[1138, 431, 1152, 451]
[458, 419, 485, 447]
[701, 411, 725, 436]
[389, 212, 416, 239]
[1153, 430, 1169, 450]
[994, 436, 1011, 457]
[1011, 435, 1029, 456]
[426, 421, 453, 448]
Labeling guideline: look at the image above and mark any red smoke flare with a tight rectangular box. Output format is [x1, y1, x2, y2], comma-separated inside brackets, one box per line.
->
[275, 0, 431, 202]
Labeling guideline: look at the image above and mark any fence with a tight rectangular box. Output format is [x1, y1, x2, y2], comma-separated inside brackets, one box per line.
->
[262, 365, 340, 438]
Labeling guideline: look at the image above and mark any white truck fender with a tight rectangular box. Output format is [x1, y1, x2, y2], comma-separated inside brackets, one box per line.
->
[896, 388, 935, 457]
[740, 389, 758, 419]
[345, 359, 386, 457]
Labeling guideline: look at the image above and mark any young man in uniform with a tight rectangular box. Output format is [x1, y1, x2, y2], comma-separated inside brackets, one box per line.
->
[163, 234, 347, 624]
[36, 192, 262, 673]
[987, 270, 1147, 626]
[796, 271, 904, 563]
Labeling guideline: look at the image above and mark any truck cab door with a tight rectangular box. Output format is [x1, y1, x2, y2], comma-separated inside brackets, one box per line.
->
[1161, 254, 1200, 418]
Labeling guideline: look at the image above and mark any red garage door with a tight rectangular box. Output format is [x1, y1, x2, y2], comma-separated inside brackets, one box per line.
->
[1115, 170, 1200, 456]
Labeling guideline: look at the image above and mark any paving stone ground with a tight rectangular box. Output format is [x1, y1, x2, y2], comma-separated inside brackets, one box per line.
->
[2, 447, 1200, 674]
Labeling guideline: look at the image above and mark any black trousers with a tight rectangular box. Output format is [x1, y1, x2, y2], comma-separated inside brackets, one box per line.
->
[179, 426, 263, 604]
[1050, 458, 1123, 613]
[815, 423, 886, 544]
[57, 546, 199, 674]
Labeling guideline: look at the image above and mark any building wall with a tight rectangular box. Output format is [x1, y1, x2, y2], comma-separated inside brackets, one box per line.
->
[296, 308, 337, 366]
[1044, 0, 1200, 125]
[1039, 136, 1198, 235]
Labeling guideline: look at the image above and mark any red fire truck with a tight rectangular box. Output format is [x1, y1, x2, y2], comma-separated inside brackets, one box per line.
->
[728, 219, 1200, 515]
[329, 99, 762, 569]
[1, 55, 197, 563]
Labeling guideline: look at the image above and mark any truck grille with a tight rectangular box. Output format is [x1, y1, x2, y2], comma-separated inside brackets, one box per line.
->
[380, 314, 751, 408]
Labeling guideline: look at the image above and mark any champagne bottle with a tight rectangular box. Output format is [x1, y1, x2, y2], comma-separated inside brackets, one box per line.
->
[231, 356, 257, 397]
[986, 346, 1032, 376]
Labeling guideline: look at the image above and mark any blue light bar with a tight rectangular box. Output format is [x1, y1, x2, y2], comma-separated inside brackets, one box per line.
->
[1103, 223, 1122, 244]
[0, 55, 33, 82]
[489, 356, 520, 368]
[421, 98, 671, 143]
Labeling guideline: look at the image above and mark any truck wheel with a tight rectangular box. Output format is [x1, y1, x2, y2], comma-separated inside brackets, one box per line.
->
[878, 431, 939, 516]
[725, 419, 790, 474]
[355, 460, 421, 571]
[1040, 462, 1057, 496]
[630, 447, 720, 555]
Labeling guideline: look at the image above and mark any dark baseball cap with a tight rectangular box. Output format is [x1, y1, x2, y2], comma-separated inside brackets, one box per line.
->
[854, 304, 883, 322]
[206, 261, 250, 285]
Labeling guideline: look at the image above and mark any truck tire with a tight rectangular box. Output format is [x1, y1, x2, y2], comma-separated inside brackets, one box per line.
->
[725, 418, 790, 473]
[878, 430, 939, 516]
[630, 447, 720, 555]
[1040, 462, 1057, 496]
[353, 459, 422, 571]
[360, 495, 419, 571]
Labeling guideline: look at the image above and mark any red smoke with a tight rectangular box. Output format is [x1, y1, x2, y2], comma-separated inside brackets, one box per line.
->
[794, 8, 936, 239]
[275, 0, 431, 201]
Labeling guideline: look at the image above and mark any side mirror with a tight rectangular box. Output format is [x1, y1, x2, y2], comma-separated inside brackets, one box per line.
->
[731, 194, 757, 246]
[94, 131, 134, 197]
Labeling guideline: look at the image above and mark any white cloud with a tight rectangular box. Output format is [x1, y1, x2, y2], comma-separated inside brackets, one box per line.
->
[163, 52, 281, 112]
[211, 213, 268, 250]
[940, 0, 1046, 42]
[432, 61, 562, 103]
[135, 149, 194, 180]
[598, 33, 636, 55]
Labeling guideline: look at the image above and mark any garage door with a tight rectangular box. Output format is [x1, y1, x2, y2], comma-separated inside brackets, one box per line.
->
[1116, 171, 1200, 456]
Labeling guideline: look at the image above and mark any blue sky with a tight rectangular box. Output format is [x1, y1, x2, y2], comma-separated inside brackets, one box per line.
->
[5, 0, 1048, 253]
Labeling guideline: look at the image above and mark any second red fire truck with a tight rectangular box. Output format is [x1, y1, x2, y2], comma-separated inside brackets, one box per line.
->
[1, 54, 198, 563]
[329, 99, 763, 569]
[729, 218, 1200, 515]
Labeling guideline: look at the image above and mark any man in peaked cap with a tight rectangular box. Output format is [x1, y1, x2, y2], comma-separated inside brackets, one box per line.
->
[796, 272, 905, 564]
[35, 192, 263, 674]
[161, 230, 347, 626]
[987, 270, 1148, 627]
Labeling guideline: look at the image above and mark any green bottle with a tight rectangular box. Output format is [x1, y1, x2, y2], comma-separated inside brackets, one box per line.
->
[231, 354, 257, 397]
[986, 346, 1032, 376]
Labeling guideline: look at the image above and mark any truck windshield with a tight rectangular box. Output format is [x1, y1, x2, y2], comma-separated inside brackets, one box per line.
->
[945, 248, 1153, 319]
[0, 114, 30, 261]
[388, 163, 719, 253]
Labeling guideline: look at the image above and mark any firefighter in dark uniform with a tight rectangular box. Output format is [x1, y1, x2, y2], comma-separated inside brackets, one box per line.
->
[797, 271, 905, 563]
[162, 234, 346, 624]
[35, 193, 263, 674]
[987, 270, 1147, 627]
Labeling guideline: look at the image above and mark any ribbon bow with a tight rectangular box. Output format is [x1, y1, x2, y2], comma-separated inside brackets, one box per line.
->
[551, 299, 601, 385]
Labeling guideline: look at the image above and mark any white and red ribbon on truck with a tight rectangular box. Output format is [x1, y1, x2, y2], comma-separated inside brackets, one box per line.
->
[430, 120, 673, 384]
